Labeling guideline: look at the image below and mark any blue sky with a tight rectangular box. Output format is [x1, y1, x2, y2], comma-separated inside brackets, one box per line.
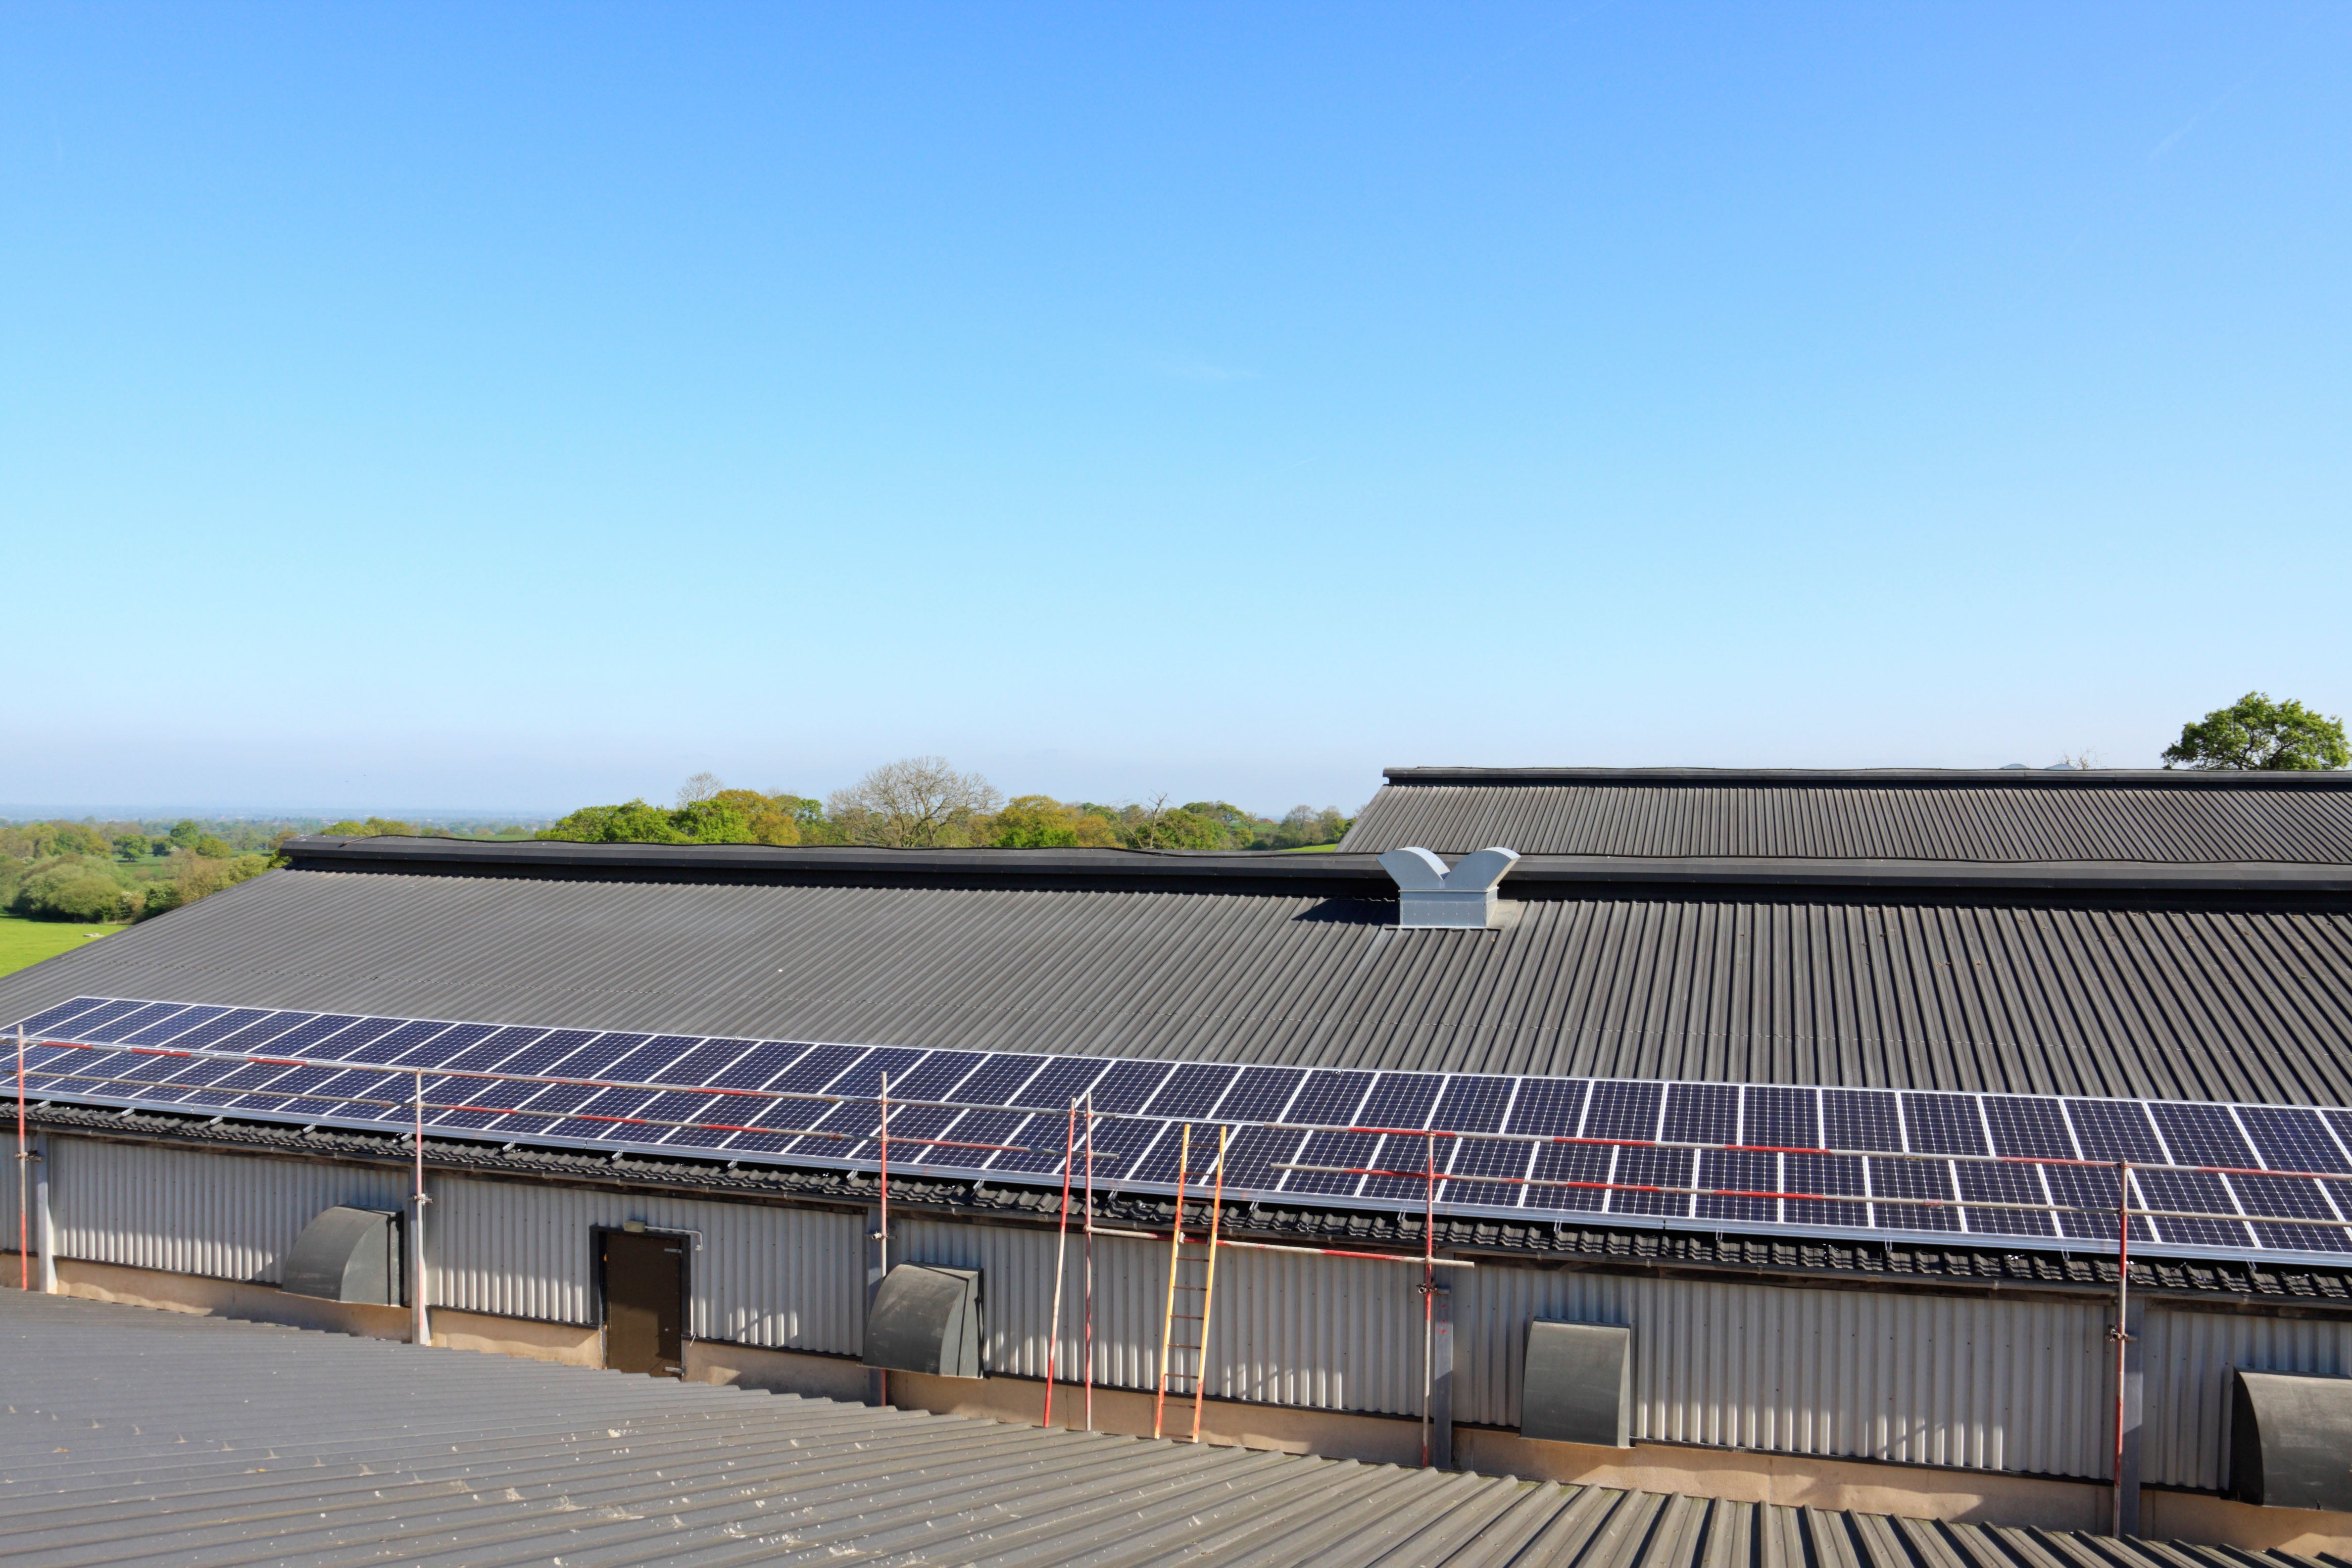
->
[5, 3, 2347, 817]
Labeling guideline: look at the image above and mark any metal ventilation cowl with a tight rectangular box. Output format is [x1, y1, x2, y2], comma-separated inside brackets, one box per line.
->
[1378, 846, 1520, 928]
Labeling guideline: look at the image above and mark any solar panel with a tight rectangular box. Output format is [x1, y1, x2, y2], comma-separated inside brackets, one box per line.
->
[823, 1045, 926, 1099]
[2042, 1162, 2153, 1243]
[1505, 1078, 1587, 1137]
[1697, 1149, 1777, 1223]
[1216, 1125, 1302, 1190]
[1956, 1160, 2050, 1238]
[1360, 1132, 1444, 1201]
[1901, 1092, 1987, 1156]
[21, 994, 2352, 1267]
[2148, 1102, 2254, 1170]
[1284, 1130, 1376, 1196]
[1526, 1142, 1614, 1215]
[2232, 1173, 2348, 1252]
[1442, 1134, 1531, 1207]
[2135, 1169, 2250, 1249]
[1662, 1083, 1736, 1146]
[1868, 1156, 1958, 1232]
[1612, 1145, 1693, 1218]
[1429, 1076, 1513, 1134]
[1145, 1063, 1238, 1119]
[2065, 1099, 2165, 1163]
[79, 1002, 189, 1043]
[1357, 1073, 1444, 1131]
[887, 1050, 989, 1101]
[1011, 1056, 1110, 1111]
[208, 1010, 322, 1053]
[1823, 1089, 1903, 1153]
[121, 1005, 229, 1046]
[2240, 1106, 2352, 1176]
[946, 1054, 1047, 1107]
[1087, 1059, 1175, 1115]
[1217, 1066, 1306, 1124]
[1584, 1080, 1662, 1142]
[985, 1112, 1073, 1175]
[1740, 1085, 1816, 1150]
[916, 1107, 1027, 1166]
[1783, 1152, 1867, 1229]
[1982, 1096, 2074, 1159]
[1285, 1070, 1374, 1126]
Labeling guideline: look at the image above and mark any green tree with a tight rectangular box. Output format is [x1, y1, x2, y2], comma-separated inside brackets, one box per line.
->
[538, 800, 688, 843]
[991, 795, 1118, 847]
[12, 860, 132, 922]
[111, 833, 149, 862]
[2162, 692, 2351, 771]
[167, 820, 202, 849]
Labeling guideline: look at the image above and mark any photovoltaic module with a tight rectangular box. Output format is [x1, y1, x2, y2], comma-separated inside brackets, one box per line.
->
[12, 994, 2352, 1266]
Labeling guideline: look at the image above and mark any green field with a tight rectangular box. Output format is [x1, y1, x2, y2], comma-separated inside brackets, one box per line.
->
[0, 915, 124, 980]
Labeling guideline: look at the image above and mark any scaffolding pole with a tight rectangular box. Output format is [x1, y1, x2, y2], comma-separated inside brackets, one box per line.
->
[1082, 1091, 1094, 1433]
[1043, 1099, 1076, 1427]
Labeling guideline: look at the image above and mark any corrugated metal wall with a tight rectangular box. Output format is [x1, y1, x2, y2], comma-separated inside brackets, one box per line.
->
[428, 1175, 863, 1355]
[890, 1219, 1428, 1415]
[0, 1131, 21, 1255]
[1457, 1265, 2112, 1477]
[2141, 1308, 2352, 1492]
[47, 1137, 405, 1284]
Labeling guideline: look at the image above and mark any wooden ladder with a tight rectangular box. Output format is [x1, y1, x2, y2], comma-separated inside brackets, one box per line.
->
[1153, 1123, 1226, 1442]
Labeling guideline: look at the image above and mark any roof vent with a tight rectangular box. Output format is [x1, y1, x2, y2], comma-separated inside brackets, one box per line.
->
[1379, 846, 1520, 929]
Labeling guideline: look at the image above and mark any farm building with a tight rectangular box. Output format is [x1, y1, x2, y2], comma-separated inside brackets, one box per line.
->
[7, 765, 2352, 1554]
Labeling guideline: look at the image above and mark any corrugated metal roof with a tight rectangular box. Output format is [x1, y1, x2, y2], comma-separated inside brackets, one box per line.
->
[0, 1289, 2300, 1568]
[1340, 769, 2352, 863]
[4, 866, 2352, 1104]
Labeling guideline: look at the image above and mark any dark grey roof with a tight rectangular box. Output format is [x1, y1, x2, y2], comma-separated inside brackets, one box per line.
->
[1341, 767, 2352, 863]
[0, 1289, 2299, 1568]
[6, 860, 2352, 1103]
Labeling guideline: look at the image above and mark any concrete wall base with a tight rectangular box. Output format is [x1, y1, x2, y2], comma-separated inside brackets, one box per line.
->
[8, 1253, 2349, 1556]
[686, 1339, 870, 1403]
[882, 1368, 1430, 1467]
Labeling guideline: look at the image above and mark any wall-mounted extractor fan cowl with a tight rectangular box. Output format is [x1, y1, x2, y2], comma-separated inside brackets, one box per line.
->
[1377, 846, 1520, 929]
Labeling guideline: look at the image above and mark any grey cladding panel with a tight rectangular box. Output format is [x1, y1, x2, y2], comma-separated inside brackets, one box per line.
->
[1521, 1320, 1632, 1447]
[865, 1264, 983, 1379]
[1341, 773, 2352, 863]
[2230, 1370, 2352, 1512]
[282, 1206, 402, 1306]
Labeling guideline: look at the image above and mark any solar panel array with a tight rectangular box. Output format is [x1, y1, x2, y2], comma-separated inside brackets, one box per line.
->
[16, 995, 2352, 1265]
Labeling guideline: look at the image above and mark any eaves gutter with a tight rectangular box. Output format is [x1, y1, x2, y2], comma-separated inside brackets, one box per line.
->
[1383, 765, 2352, 791]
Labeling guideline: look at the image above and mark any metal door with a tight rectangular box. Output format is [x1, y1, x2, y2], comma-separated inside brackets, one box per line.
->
[599, 1229, 686, 1377]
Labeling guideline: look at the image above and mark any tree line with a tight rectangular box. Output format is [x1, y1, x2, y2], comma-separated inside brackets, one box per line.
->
[534, 759, 1357, 851]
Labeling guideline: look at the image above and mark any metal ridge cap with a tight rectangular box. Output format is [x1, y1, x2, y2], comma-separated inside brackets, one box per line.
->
[1380, 765, 2352, 789]
[279, 835, 1397, 882]
[1507, 855, 2352, 891]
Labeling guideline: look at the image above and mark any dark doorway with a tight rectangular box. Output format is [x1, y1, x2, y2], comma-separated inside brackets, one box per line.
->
[598, 1229, 686, 1377]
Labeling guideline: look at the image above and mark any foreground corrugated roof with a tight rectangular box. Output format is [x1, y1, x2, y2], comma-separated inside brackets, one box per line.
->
[1340, 768, 2352, 863]
[5, 865, 2352, 1102]
[0, 1290, 2303, 1568]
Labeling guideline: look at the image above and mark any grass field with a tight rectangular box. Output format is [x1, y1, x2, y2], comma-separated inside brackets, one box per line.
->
[0, 915, 124, 980]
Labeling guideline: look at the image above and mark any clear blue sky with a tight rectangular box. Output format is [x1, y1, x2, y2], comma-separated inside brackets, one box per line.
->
[6, 3, 2347, 817]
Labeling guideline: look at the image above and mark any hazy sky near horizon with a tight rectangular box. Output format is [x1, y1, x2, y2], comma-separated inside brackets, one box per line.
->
[6, 3, 2349, 817]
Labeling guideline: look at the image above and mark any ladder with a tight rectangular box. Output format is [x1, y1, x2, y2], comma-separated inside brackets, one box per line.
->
[1153, 1124, 1226, 1441]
